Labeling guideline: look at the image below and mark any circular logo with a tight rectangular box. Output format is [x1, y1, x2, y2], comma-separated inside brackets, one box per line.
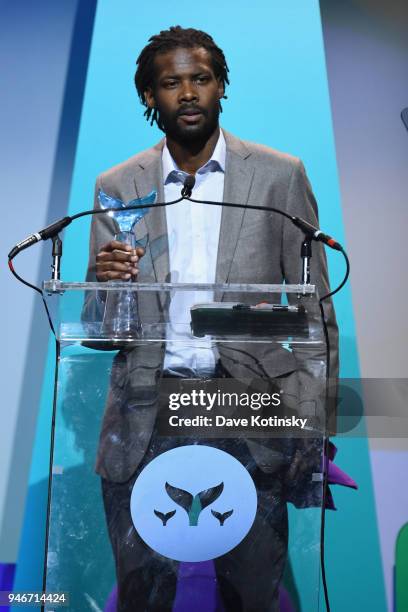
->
[130, 445, 257, 562]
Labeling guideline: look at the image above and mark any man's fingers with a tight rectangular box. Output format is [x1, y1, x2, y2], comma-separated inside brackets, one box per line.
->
[97, 270, 132, 282]
[100, 240, 133, 253]
[97, 249, 139, 263]
[96, 240, 143, 282]
[96, 259, 139, 282]
[286, 444, 320, 482]
[98, 241, 145, 260]
[97, 261, 135, 273]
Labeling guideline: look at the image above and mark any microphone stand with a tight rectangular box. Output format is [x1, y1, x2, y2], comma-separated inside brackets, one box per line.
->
[51, 235, 62, 281]
[301, 237, 312, 285]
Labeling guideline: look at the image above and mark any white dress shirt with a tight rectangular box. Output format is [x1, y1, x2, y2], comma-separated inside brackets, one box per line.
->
[162, 130, 225, 375]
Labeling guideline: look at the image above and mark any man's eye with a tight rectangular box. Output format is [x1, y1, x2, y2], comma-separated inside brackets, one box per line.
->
[196, 76, 209, 84]
[163, 80, 177, 88]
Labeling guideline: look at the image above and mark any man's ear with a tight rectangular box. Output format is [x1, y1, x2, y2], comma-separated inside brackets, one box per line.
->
[144, 87, 155, 109]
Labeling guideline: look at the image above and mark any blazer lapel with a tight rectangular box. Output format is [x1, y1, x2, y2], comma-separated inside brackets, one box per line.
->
[216, 130, 255, 284]
[133, 141, 170, 283]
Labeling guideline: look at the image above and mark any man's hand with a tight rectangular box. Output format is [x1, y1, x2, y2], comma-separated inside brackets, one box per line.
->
[285, 439, 321, 484]
[96, 240, 145, 281]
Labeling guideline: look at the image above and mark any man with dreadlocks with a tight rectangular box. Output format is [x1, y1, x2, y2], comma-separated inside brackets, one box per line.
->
[86, 26, 338, 611]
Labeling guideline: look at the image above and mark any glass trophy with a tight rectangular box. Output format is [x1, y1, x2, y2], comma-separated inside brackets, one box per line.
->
[97, 189, 156, 339]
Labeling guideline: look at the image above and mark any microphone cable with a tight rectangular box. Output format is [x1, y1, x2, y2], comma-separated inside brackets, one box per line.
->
[8, 258, 56, 338]
[317, 247, 349, 612]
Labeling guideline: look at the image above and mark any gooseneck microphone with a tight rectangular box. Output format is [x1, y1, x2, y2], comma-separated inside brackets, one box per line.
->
[290, 217, 342, 251]
[8, 175, 344, 260]
[180, 175, 342, 251]
[8, 217, 72, 260]
[181, 174, 196, 198]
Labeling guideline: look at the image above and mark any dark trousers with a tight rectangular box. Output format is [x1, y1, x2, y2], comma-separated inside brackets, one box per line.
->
[102, 432, 288, 612]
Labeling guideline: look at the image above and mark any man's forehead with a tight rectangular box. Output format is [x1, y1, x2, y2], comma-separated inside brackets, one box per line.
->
[153, 46, 213, 75]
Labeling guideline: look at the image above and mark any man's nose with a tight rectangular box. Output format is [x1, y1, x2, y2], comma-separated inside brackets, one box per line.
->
[178, 80, 198, 103]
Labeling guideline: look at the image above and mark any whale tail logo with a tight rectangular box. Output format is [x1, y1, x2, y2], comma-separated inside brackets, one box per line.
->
[211, 509, 234, 526]
[154, 509, 176, 526]
[165, 482, 224, 526]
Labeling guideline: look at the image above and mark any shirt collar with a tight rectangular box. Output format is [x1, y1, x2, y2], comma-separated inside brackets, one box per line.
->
[162, 129, 226, 185]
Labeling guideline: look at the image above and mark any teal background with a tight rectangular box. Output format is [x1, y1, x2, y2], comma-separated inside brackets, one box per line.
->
[14, 1, 386, 610]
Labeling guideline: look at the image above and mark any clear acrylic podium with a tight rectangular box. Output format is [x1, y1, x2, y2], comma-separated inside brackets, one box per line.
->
[42, 281, 328, 612]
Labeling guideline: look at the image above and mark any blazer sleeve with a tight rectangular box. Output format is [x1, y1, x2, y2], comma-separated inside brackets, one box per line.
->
[281, 159, 339, 434]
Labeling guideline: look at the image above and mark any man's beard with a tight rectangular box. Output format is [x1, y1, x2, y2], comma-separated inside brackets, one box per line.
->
[157, 103, 220, 144]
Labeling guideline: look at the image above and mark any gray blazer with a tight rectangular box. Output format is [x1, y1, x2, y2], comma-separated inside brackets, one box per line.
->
[85, 129, 339, 483]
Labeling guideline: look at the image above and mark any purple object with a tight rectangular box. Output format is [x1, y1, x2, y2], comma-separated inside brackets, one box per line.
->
[105, 576, 296, 612]
[279, 585, 296, 612]
[325, 442, 358, 510]
[104, 563, 225, 612]
[104, 584, 117, 612]
[0, 563, 15, 591]
[0, 564, 16, 612]
[173, 561, 224, 611]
